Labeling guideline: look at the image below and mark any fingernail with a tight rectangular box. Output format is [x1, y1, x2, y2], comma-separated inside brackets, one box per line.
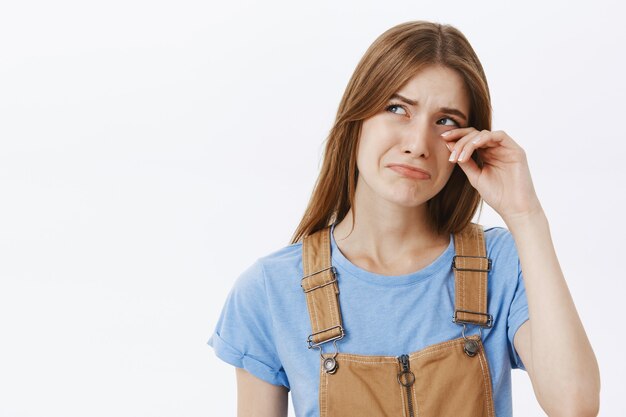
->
[458, 150, 466, 162]
[449, 149, 457, 162]
[445, 143, 453, 151]
[441, 131, 452, 137]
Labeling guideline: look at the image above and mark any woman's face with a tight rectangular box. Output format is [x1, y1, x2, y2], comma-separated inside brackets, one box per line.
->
[355, 64, 471, 208]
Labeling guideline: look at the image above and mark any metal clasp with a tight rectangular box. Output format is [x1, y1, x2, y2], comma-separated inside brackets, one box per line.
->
[452, 309, 494, 328]
[460, 323, 482, 340]
[301, 266, 338, 293]
[311, 339, 341, 374]
[461, 324, 481, 357]
[307, 325, 345, 349]
[454, 312, 491, 358]
[451, 255, 492, 272]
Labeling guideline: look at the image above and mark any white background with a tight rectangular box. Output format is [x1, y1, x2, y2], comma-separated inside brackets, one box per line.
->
[0, 0, 624, 416]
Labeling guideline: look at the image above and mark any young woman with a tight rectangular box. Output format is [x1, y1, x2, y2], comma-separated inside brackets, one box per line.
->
[208, 21, 600, 417]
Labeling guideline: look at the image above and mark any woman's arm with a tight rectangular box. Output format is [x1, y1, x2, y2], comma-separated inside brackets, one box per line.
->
[507, 208, 600, 417]
[440, 128, 601, 416]
[235, 367, 288, 417]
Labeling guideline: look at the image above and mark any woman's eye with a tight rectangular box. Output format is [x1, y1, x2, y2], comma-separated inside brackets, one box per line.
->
[385, 104, 407, 115]
[438, 117, 459, 127]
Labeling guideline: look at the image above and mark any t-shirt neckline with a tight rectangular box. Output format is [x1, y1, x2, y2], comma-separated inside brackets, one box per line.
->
[329, 222, 454, 287]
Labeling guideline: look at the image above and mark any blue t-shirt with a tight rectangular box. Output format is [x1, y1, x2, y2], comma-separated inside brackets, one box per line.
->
[208, 223, 529, 417]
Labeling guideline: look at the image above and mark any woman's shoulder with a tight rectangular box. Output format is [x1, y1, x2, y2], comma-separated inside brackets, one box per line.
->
[259, 241, 305, 282]
[231, 241, 304, 292]
[480, 225, 521, 280]
[482, 225, 516, 254]
[258, 240, 303, 265]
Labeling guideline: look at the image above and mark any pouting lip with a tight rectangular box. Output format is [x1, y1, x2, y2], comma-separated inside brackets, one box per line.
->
[386, 163, 431, 177]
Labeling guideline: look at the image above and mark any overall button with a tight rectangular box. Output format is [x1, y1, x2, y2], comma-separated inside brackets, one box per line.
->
[323, 357, 338, 374]
[464, 339, 479, 357]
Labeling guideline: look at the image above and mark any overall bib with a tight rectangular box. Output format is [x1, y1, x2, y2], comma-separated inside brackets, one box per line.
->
[301, 222, 496, 417]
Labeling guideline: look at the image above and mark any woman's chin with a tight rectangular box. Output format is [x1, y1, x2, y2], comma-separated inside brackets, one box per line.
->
[381, 193, 430, 208]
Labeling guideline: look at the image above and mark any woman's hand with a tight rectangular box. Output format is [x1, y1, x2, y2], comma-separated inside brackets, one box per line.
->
[440, 128, 543, 222]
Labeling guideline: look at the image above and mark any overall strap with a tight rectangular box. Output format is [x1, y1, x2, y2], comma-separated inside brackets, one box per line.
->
[452, 222, 493, 328]
[301, 226, 344, 348]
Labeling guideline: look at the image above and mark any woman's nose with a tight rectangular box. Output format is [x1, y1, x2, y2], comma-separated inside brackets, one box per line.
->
[402, 124, 433, 158]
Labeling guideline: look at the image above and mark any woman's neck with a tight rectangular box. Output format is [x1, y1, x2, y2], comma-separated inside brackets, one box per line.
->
[332, 207, 450, 275]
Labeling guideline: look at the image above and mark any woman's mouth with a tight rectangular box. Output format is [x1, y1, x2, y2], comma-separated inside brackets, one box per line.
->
[387, 164, 431, 180]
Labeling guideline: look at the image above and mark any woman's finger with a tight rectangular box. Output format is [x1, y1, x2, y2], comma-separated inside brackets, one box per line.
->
[449, 130, 481, 162]
[440, 127, 476, 141]
[452, 130, 506, 163]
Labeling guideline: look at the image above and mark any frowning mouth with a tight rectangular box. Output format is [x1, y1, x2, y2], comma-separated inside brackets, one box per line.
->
[387, 164, 431, 180]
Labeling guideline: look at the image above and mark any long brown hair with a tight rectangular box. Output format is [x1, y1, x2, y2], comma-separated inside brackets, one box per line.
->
[290, 21, 491, 244]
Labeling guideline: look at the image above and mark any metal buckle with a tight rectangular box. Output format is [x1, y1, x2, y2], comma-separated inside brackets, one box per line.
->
[307, 325, 345, 349]
[311, 338, 341, 374]
[461, 323, 483, 340]
[301, 266, 337, 293]
[451, 255, 492, 272]
[452, 309, 493, 328]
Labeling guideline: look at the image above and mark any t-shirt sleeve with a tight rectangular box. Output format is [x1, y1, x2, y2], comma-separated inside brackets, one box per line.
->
[507, 252, 530, 371]
[207, 259, 290, 389]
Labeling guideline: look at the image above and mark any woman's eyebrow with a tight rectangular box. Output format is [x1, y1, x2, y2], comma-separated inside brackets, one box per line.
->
[390, 93, 468, 122]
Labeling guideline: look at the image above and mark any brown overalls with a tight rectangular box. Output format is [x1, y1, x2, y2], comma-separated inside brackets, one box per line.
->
[301, 222, 496, 417]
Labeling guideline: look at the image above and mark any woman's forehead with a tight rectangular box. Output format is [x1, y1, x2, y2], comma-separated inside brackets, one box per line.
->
[394, 68, 470, 113]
